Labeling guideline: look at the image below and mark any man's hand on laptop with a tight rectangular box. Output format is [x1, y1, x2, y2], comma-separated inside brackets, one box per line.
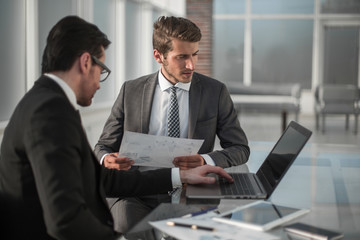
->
[173, 154, 205, 170]
[180, 165, 234, 185]
[103, 153, 134, 170]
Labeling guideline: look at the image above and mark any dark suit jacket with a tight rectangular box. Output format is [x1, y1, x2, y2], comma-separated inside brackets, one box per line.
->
[0, 76, 172, 240]
[95, 72, 250, 168]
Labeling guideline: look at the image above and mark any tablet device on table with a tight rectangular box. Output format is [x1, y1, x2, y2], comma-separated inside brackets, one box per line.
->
[212, 201, 309, 231]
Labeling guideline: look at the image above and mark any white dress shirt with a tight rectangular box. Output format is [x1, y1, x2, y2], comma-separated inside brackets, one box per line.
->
[44, 73, 79, 111]
[102, 70, 216, 188]
[149, 70, 190, 137]
[149, 71, 215, 166]
[146, 71, 216, 187]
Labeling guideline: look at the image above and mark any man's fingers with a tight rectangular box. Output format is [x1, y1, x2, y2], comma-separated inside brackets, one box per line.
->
[211, 166, 234, 183]
[177, 163, 201, 170]
[106, 162, 121, 170]
[173, 155, 205, 169]
[179, 165, 234, 185]
[115, 158, 133, 164]
[104, 155, 134, 170]
[199, 165, 233, 183]
[200, 176, 217, 184]
[174, 158, 198, 163]
[115, 160, 134, 170]
[109, 153, 119, 157]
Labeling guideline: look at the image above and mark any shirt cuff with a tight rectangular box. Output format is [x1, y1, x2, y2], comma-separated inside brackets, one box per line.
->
[171, 168, 182, 188]
[100, 153, 109, 165]
[201, 154, 216, 166]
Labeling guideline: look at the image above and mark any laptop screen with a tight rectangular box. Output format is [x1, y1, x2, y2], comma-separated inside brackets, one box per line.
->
[256, 121, 312, 197]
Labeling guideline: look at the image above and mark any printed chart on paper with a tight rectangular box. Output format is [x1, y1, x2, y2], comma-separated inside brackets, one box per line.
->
[119, 131, 204, 168]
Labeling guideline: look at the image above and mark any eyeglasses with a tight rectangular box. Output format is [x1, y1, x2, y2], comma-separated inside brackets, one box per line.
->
[91, 55, 111, 82]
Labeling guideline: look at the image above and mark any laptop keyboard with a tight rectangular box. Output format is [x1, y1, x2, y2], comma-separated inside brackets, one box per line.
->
[219, 173, 256, 196]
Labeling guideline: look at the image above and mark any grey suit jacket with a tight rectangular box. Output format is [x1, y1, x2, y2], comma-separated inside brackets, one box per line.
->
[95, 72, 250, 168]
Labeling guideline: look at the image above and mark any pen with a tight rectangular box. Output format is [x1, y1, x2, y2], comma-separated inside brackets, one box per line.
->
[166, 221, 216, 232]
[182, 207, 218, 218]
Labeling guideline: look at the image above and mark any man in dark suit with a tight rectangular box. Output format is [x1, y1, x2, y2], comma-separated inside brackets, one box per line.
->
[94, 16, 250, 233]
[0, 16, 233, 240]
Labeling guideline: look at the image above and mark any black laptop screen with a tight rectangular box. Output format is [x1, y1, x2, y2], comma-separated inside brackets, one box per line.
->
[256, 122, 311, 197]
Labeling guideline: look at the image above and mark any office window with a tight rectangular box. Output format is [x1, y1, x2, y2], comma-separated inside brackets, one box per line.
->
[93, 0, 116, 103]
[38, 0, 74, 76]
[323, 27, 360, 85]
[38, 0, 118, 104]
[213, 0, 245, 14]
[125, 0, 142, 81]
[321, 0, 360, 14]
[252, 0, 314, 14]
[0, 0, 26, 121]
[252, 20, 313, 88]
[213, 19, 245, 85]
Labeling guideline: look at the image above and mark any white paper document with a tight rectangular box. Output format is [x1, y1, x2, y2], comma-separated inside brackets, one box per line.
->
[118, 131, 204, 168]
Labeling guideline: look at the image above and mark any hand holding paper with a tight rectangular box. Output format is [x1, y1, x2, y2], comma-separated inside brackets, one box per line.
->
[173, 154, 205, 170]
[119, 131, 204, 168]
[103, 153, 134, 170]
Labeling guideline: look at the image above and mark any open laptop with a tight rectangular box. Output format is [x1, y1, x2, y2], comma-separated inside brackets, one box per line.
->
[186, 121, 312, 200]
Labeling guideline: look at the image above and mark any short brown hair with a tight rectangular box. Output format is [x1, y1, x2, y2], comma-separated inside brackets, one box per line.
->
[153, 16, 202, 56]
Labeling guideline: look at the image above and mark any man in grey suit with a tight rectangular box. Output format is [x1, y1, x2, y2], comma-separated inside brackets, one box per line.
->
[94, 16, 250, 233]
[0, 16, 234, 240]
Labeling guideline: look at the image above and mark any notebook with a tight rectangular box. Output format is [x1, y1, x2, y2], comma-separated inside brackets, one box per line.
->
[186, 121, 312, 199]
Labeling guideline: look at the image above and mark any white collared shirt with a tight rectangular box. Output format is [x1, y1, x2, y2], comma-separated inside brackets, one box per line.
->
[143, 71, 191, 187]
[44, 73, 79, 110]
[103, 70, 215, 188]
[149, 71, 215, 167]
[146, 70, 215, 187]
[148, 71, 190, 137]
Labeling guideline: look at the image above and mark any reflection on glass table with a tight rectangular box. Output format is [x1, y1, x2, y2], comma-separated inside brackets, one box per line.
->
[222, 141, 360, 240]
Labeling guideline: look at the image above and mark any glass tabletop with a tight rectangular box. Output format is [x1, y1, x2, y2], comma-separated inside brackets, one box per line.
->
[221, 141, 360, 239]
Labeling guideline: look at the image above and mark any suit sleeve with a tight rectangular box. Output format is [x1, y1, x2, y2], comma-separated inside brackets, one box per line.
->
[102, 167, 173, 198]
[94, 83, 126, 162]
[208, 84, 250, 167]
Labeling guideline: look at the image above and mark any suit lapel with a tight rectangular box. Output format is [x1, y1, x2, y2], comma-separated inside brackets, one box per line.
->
[141, 73, 158, 133]
[188, 74, 202, 138]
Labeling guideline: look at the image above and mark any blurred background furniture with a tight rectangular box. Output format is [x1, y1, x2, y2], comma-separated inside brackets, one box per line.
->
[314, 84, 359, 134]
[228, 83, 301, 132]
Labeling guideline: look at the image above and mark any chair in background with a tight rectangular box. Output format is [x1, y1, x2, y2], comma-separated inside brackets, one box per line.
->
[314, 84, 359, 134]
[228, 82, 301, 132]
